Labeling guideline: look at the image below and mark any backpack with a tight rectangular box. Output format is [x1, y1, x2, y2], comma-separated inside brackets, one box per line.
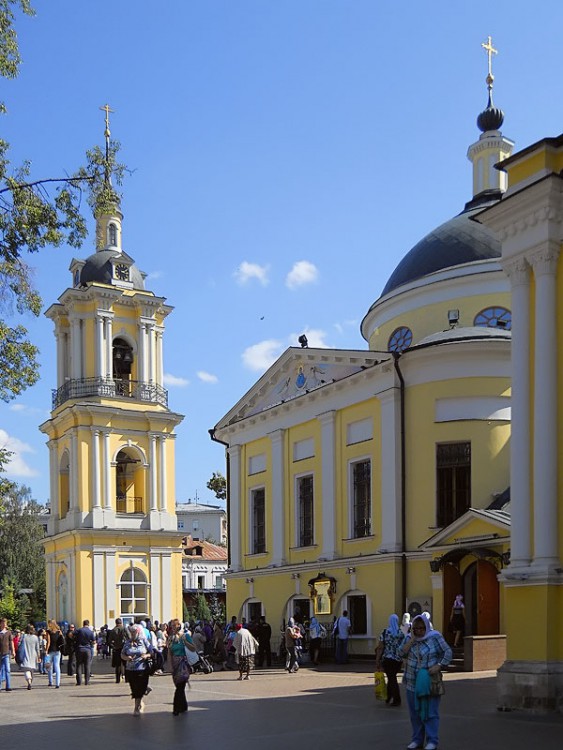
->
[15, 635, 26, 665]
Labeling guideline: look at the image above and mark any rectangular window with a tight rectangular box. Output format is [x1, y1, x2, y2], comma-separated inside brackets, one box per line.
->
[352, 460, 371, 538]
[298, 475, 314, 547]
[197, 575, 205, 590]
[251, 488, 266, 554]
[348, 595, 367, 634]
[436, 442, 471, 527]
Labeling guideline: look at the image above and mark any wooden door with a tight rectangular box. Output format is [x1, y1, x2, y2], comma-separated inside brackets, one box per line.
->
[443, 562, 462, 644]
[476, 560, 499, 634]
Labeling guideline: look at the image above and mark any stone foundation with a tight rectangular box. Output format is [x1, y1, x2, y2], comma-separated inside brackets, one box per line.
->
[465, 635, 506, 671]
[497, 660, 563, 713]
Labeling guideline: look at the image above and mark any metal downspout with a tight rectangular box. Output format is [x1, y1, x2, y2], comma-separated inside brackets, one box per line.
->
[208, 428, 231, 568]
[392, 352, 407, 613]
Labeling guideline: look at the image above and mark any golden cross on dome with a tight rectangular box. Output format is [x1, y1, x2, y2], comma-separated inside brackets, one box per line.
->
[481, 36, 498, 84]
[99, 103, 114, 140]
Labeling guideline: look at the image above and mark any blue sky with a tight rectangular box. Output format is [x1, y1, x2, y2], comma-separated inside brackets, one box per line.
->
[2, 0, 563, 505]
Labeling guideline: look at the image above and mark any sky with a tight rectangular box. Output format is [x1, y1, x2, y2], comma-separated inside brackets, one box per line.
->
[2, 0, 563, 506]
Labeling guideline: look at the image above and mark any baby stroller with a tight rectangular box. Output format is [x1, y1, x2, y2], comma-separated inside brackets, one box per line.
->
[191, 650, 213, 674]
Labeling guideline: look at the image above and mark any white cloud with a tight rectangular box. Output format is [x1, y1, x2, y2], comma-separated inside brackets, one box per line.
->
[234, 261, 270, 286]
[163, 373, 190, 387]
[9, 403, 45, 416]
[242, 339, 284, 371]
[289, 328, 333, 349]
[285, 260, 318, 290]
[145, 270, 164, 281]
[334, 319, 358, 335]
[0, 429, 39, 477]
[197, 371, 218, 384]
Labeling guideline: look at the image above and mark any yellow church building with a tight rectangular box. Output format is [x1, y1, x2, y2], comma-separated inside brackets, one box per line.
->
[40, 117, 184, 628]
[213, 44, 562, 710]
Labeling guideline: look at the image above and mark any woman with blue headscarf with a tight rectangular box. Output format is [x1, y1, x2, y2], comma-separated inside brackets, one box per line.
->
[402, 613, 452, 750]
[375, 613, 406, 706]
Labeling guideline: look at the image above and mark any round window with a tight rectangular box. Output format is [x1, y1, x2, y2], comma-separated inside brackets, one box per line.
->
[474, 307, 511, 330]
[388, 326, 413, 353]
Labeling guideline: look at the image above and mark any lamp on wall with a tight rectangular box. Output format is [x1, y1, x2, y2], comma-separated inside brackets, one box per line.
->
[429, 557, 443, 573]
[346, 566, 356, 574]
[448, 309, 460, 328]
[291, 572, 300, 579]
[245, 577, 254, 584]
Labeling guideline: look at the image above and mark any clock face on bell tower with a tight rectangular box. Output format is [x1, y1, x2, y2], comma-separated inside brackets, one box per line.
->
[115, 263, 129, 281]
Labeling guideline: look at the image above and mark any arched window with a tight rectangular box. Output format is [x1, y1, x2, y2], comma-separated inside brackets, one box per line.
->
[112, 337, 134, 384]
[474, 307, 512, 330]
[119, 567, 148, 619]
[108, 223, 117, 246]
[115, 448, 143, 513]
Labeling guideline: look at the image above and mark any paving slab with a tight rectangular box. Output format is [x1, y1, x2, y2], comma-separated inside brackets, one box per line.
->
[0, 658, 561, 749]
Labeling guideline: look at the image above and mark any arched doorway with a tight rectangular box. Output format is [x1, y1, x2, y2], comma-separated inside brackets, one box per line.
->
[441, 548, 501, 640]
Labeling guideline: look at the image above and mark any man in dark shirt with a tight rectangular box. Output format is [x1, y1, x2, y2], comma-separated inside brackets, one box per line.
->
[65, 624, 76, 676]
[256, 616, 272, 668]
[74, 619, 95, 685]
[107, 618, 125, 683]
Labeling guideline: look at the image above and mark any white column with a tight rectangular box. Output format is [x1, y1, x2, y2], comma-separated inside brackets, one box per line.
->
[138, 322, 147, 382]
[147, 324, 156, 382]
[71, 430, 79, 512]
[159, 436, 167, 511]
[379, 387, 402, 552]
[91, 429, 101, 509]
[69, 553, 76, 623]
[156, 329, 164, 386]
[530, 245, 560, 568]
[269, 429, 286, 567]
[105, 316, 113, 379]
[70, 316, 81, 379]
[161, 553, 172, 622]
[149, 434, 158, 511]
[55, 330, 64, 387]
[46, 556, 56, 618]
[95, 315, 105, 378]
[318, 411, 336, 560]
[502, 257, 532, 569]
[103, 431, 112, 510]
[228, 445, 242, 571]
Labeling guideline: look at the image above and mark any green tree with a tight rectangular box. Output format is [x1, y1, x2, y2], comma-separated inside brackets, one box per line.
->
[0, 1, 126, 402]
[208, 591, 225, 624]
[0, 580, 24, 627]
[206, 471, 226, 501]
[0, 482, 46, 620]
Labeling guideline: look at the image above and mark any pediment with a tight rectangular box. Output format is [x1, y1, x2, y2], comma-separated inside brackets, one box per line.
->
[420, 508, 511, 550]
[216, 347, 383, 428]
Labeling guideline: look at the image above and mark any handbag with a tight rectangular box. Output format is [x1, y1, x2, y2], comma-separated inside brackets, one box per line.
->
[374, 670, 387, 701]
[430, 670, 445, 696]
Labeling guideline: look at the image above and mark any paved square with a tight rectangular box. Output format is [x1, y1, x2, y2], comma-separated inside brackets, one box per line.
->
[1, 659, 561, 749]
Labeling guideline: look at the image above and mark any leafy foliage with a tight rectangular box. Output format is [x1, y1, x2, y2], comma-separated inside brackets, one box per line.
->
[0, 580, 24, 627]
[0, 482, 46, 621]
[206, 471, 227, 501]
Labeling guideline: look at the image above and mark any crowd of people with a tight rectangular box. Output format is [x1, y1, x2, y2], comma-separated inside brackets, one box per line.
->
[0, 603, 455, 745]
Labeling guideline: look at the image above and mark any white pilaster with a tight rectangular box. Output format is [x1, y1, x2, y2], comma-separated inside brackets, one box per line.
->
[105, 316, 113, 379]
[69, 553, 76, 624]
[161, 553, 172, 622]
[95, 315, 105, 378]
[318, 411, 336, 560]
[501, 257, 532, 570]
[148, 323, 156, 382]
[103, 430, 112, 510]
[70, 430, 79, 514]
[105, 551, 117, 618]
[159, 436, 167, 511]
[92, 552, 105, 628]
[48, 441, 58, 523]
[150, 553, 162, 622]
[46, 555, 56, 617]
[530, 244, 560, 569]
[91, 429, 101, 509]
[149, 434, 158, 511]
[379, 387, 402, 552]
[269, 429, 286, 567]
[228, 445, 242, 571]
[55, 330, 64, 387]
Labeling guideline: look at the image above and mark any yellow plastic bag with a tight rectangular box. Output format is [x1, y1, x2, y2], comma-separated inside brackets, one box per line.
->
[374, 670, 387, 701]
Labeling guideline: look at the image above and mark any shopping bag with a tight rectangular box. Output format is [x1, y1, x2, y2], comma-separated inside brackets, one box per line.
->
[374, 670, 387, 701]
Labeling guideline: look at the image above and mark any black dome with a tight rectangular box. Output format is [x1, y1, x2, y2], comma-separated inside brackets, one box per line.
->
[80, 249, 145, 290]
[380, 202, 501, 297]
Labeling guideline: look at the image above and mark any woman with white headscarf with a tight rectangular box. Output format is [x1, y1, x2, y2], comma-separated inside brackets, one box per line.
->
[402, 613, 452, 750]
[401, 612, 411, 637]
[375, 614, 406, 706]
[121, 623, 152, 715]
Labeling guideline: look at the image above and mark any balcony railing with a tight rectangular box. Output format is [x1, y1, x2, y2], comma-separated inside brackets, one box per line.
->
[116, 496, 144, 514]
[52, 377, 168, 409]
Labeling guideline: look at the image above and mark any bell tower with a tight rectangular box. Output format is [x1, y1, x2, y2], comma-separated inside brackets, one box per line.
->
[40, 108, 184, 627]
